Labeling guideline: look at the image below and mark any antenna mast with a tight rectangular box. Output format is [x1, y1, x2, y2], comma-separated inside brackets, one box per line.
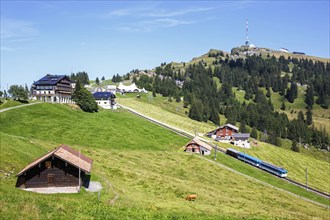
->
[245, 19, 249, 46]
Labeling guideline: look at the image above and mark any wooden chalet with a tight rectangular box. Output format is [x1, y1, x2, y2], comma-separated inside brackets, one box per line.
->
[206, 124, 239, 140]
[16, 145, 92, 190]
[184, 138, 212, 155]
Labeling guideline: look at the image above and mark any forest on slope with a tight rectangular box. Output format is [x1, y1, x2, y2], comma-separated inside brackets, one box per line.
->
[132, 49, 330, 150]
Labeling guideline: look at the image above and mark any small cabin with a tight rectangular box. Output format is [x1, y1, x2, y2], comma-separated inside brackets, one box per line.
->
[184, 138, 212, 156]
[16, 145, 92, 192]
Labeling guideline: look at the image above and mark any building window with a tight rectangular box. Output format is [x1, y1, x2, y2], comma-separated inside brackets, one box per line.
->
[45, 161, 51, 169]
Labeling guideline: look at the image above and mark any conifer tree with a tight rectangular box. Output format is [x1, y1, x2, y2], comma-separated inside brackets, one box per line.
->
[306, 107, 313, 125]
[239, 121, 247, 133]
[188, 100, 204, 122]
[305, 85, 314, 109]
[266, 88, 271, 98]
[250, 127, 258, 139]
[297, 110, 305, 122]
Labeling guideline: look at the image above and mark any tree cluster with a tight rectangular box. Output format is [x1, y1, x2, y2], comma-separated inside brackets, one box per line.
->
[112, 74, 122, 83]
[181, 55, 329, 149]
[8, 85, 28, 101]
[70, 72, 90, 85]
[72, 81, 98, 113]
[182, 63, 220, 125]
[135, 75, 153, 91]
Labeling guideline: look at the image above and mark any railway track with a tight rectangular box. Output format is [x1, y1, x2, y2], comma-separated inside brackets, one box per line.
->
[212, 146, 330, 200]
[284, 178, 330, 199]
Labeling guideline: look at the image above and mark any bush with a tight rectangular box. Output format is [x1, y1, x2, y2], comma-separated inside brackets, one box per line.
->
[291, 140, 299, 152]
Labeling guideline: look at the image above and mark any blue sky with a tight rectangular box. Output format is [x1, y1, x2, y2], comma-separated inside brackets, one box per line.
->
[1, 1, 329, 90]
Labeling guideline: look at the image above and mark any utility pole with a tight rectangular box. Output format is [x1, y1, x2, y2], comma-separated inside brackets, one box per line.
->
[306, 167, 308, 190]
[214, 145, 217, 161]
[78, 149, 81, 192]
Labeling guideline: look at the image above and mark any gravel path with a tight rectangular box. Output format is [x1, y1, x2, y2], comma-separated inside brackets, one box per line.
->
[0, 102, 41, 113]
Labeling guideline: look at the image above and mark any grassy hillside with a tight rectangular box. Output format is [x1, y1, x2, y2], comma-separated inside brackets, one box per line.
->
[0, 100, 28, 110]
[117, 93, 220, 136]
[222, 142, 330, 194]
[117, 93, 330, 194]
[1, 103, 329, 219]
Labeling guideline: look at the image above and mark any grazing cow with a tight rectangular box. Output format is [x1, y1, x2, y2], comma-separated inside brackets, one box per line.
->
[185, 194, 197, 201]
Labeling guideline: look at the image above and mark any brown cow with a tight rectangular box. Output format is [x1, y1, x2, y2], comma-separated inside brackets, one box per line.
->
[185, 194, 197, 201]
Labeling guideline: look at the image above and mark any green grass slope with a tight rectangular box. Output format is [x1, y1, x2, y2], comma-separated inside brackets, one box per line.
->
[0, 103, 329, 219]
[0, 100, 28, 110]
[225, 142, 330, 194]
[117, 93, 224, 136]
[117, 93, 330, 194]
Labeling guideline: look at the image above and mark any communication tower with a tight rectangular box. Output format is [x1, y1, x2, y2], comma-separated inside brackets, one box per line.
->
[245, 19, 249, 46]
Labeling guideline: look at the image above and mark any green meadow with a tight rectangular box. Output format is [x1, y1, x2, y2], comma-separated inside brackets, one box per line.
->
[0, 100, 27, 110]
[117, 93, 330, 194]
[0, 103, 329, 219]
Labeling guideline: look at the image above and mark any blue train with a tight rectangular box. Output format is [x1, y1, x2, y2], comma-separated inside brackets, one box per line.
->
[226, 148, 288, 177]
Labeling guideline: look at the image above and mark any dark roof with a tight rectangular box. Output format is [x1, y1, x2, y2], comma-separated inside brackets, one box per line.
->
[233, 133, 250, 139]
[206, 123, 239, 136]
[219, 124, 239, 131]
[16, 144, 93, 176]
[33, 74, 71, 86]
[93, 92, 116, 100]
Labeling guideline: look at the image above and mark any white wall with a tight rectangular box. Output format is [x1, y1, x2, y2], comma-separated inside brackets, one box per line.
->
[234, 140, 250, 148]
[200, 146, 211, 155]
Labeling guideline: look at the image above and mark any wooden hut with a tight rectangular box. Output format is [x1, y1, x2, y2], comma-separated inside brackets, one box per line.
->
[184, 138, 212, 155]
[16, 145, 92, 190]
